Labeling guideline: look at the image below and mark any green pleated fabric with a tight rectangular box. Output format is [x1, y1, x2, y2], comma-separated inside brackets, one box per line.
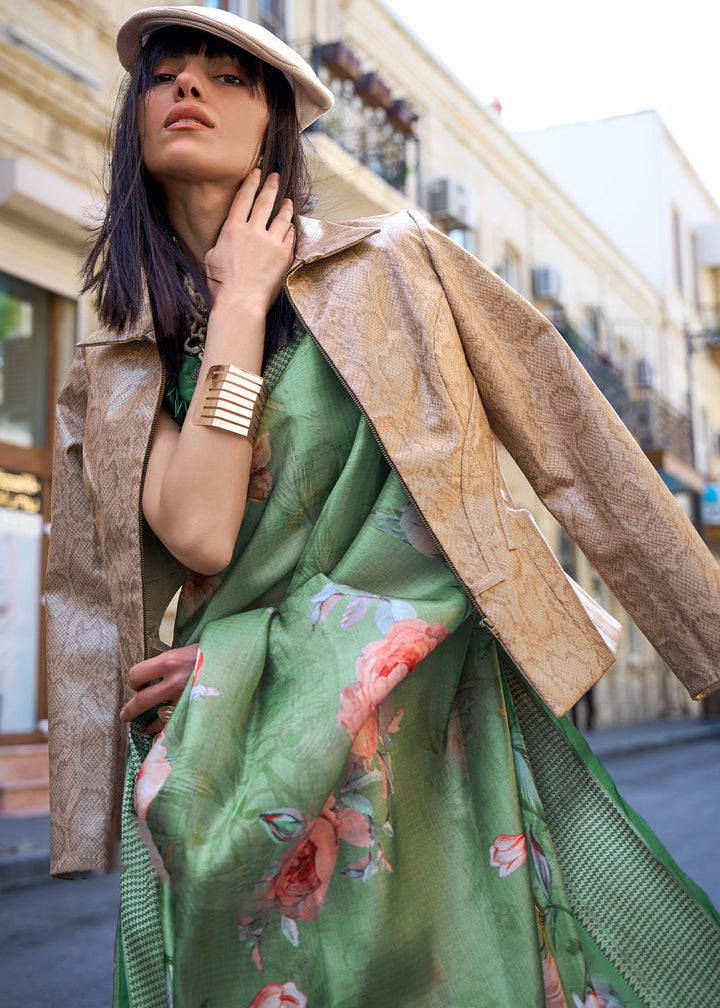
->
[116, 334, 720, 1008]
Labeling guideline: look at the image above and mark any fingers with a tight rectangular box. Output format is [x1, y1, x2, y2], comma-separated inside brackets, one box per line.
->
[228, 166, 263, 224]
[205, 172, 295, 311]
[227, 170, 289, 229]
[120, 644, 199, 724]
[126, 644, 199, 692]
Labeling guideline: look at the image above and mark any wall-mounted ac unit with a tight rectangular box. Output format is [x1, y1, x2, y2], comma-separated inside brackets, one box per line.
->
[531, 266, 561, 301]
[427, 177, 473, 229]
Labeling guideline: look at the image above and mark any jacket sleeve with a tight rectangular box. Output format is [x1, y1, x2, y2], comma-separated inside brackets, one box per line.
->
[45, 349, 127, 876]
[411, 211, 720, 701]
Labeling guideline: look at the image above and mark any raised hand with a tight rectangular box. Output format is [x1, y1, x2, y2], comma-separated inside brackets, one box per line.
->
[205, 168, 295, 317]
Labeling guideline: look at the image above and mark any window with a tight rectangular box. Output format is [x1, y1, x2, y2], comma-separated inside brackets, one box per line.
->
[0, 276, 50, 448]
[557, 528, 576, 580]
[204, 1, 246, 15]
[257, 0, 286, 37]
[204, 0, 286, 36]
[497, 243, 520, 291]
[0, 273, 75, 449]
[0, 273, 75, 736]
[691, 233, 701, 312]
[672, 207, 683, 295]
[447, 227, 475, 255]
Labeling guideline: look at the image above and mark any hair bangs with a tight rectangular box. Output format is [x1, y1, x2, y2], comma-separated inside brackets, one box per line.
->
[138, 25, 263, 95]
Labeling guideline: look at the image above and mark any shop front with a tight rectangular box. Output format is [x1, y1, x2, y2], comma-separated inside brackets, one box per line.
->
[0, 159, 87, 810]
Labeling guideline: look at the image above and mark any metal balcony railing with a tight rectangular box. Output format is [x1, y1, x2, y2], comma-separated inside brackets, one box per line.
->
[558, 326, 694, 468]
[311, 43, 417, 196]
[625, 389, 693, 465]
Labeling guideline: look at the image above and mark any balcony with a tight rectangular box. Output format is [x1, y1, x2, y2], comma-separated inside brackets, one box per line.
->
[312, 42, 418, 196]
[689, 307, 720, 369]
[625, 388, 693, 468]
[556, 322, 702, 493]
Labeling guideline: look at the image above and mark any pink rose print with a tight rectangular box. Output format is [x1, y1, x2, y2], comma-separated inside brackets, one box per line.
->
[268, 811, 339, 923]
[247, 981, 307, 1008]
[337, 619, 449, 752]
[266, 798, 372, 923]
[248, 433, 272, 501]
[489, 832, 527, 878]
[543, 954, 570, 1008]
[134, 735, 172, 877]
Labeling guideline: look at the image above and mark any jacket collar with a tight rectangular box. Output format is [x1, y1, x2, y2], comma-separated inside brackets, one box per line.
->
[79, 216, 379, 347]
[292, 216, 380, 266]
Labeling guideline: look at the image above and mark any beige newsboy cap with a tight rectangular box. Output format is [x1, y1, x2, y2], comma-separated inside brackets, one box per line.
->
[116, 5, 333, 131]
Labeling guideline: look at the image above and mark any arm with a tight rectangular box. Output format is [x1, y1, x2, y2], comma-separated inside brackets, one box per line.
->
[142, 171, 295, 574]
[412, 211, 720, 700]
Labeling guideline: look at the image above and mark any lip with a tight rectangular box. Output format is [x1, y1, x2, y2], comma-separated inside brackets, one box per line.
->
[164, 105, 213, 129]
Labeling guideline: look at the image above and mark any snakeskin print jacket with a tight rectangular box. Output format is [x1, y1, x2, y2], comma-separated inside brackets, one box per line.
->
[45, 210, 720, 876]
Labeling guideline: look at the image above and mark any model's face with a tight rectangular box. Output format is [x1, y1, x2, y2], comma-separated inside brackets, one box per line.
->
[140, 49, 269, 193]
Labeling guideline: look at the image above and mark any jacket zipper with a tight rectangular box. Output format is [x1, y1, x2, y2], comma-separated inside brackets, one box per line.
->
[139, 366, 167, 659]
[282, 278, 502, 643]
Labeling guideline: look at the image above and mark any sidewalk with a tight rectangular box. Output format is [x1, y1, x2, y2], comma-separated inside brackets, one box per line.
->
[2, 715, 719, 891]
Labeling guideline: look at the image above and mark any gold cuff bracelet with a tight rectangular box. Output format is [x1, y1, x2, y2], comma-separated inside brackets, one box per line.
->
[193, 364, 267, 441]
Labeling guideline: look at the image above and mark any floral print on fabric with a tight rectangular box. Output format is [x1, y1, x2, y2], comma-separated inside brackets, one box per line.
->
[543, 954, 570, 1008]
[188, 650, 219, 701]
[134, 733, 172, 879]
[573, 981, 632, 1008]
[337, 618, 449, 748]
[248, 433, 273, 502]
[233, 595, 451, 973]
[176, 572, 222, 625]
[370, 502, 440, 557]
[489, 832, 528, 878]
[247, 980, 307, 1008]
[243, 793, 375, 969]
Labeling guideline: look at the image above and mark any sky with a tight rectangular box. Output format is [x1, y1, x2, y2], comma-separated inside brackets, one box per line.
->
[384, 0, 720, 207]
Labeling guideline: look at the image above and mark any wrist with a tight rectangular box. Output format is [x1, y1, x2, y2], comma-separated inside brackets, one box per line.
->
[210, 292, 271, 321]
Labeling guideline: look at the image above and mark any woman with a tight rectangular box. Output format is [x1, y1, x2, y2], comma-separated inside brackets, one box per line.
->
[46, 6, 720, 1007]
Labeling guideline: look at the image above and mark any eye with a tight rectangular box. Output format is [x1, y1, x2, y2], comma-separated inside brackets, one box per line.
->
[151, 72, 175, 85]
[217, 73, 244, 85]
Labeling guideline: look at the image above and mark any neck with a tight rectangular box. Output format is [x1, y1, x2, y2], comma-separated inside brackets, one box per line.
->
[162, 181, 236, 265]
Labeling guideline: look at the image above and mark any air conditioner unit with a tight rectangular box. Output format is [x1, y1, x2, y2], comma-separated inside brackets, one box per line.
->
[531, 266, 561, 301]
[427, 177, 473, 229]
[634, 357, 654, 387]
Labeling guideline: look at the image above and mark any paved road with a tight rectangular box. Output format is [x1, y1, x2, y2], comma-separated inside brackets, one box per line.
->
[0, 868, 119, 1006]
[1, 736, 718, 1007]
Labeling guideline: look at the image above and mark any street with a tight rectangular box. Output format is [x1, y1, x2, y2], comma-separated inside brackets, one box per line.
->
[1, 735, 718, 1007]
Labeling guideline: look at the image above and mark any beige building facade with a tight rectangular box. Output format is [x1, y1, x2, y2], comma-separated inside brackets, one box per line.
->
[0, 0, 717, 807]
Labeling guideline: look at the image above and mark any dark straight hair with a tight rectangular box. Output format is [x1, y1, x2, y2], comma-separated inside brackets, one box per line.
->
[82, 26, 312, 377]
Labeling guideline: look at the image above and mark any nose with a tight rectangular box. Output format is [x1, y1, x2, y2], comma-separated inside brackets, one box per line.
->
[173, 65, 203, 101]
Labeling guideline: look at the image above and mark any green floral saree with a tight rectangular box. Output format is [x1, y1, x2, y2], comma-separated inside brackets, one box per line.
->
[115, 333, 720, 1008]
